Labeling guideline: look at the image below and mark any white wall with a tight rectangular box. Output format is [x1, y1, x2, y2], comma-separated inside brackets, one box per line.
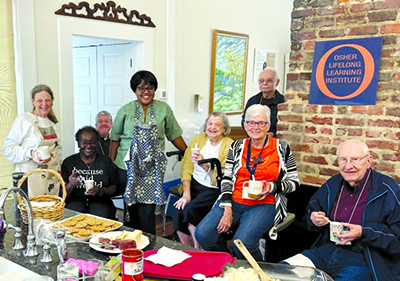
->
[13, 0, 293, 180]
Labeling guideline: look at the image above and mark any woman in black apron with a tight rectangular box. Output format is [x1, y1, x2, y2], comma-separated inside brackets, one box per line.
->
[109, 70, 187, 235]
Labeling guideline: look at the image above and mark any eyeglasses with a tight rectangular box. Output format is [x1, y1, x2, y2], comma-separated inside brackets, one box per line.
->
[245, 121, 268, 128]
[137, 86, 155, 92]
[337, 154, 369, 165]
[259, 78, 275, 84]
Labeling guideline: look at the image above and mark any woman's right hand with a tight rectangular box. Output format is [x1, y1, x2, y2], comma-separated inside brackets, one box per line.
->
[68, 170, 82, 188]
[31, 149, 46, 165]
[217, 206, 233, 234]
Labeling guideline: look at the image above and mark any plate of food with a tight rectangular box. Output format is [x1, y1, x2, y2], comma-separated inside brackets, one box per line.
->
[52, 214, 122, 241]
[89, 230, 150, 254]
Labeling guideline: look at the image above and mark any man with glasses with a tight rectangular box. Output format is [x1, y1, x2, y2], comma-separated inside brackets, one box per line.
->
[241, 67, 284, 137]
[95, 110, 113, 156]
[283, 139, 400, 281]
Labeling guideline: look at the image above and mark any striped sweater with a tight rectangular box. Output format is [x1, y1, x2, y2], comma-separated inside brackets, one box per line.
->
[220, 138, 300, 239]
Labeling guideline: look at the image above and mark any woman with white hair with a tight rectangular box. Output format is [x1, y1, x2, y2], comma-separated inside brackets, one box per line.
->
[173, 112, 233, 248]
[196, 104, 299, 261]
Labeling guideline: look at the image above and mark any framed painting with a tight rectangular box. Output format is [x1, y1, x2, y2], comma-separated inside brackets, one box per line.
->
[209, 30, 249, 114]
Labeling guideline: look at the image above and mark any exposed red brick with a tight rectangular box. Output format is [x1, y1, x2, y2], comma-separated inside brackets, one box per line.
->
[386, 107, 400, 117]
[380, 60, 395, 68]
[375, 162, 396, 172]
[368, 10, 397, 22]
[366, 130, 381, 138]
[383, 0, 400, 9]
[302, 175, 327, 185]
[319, 168, 339, 177]
[383, 131, 400, 140]
[300, 72, 312, 81]
[303, 136, 332, 144]
[382, 152, 400, 161]
[292, 104, 304, 113]
[366, 139, 399, 150]
[368, 119, 400, 128]
[321, 105, 334, 114]
[378, 82, 400, 91]
[307, 17, 335, 28]
[381, 23, 400, 34]
[336, 118, 365, 126]
[319, 28, 346, 38]
[303, 156, 328, 165]
[291, 19, 305, 31]
[278, 103, 289, 111]
[307, 116, 333, 125]
[290, 53, 304, 61]
[381, 48, 396, 57]
[291, 31, 317, 41]
[367, 106, 384, 115]
[351, 3, 372, 12]
[276, 124, 289, 132]
[305, 126, 317, 134]
[290, 124, 304, 132]
[348, 26, 379, 36]
[304, 41, 315, 50]
[321, 128, 333, 135]
[292, 9, 317, 19]
[286, 73, 299, 81]
[305, 104, 319, 113]
[280, 115, 304, 123]
[292, 144, 312, 153]
[348, 128, 363, 136]
[382, 35, 397, 45]
[336, 15, 368, 25]
[279, 133, 302, 144]
[318, 146, 337, 155]
[350, 106, 368, 114]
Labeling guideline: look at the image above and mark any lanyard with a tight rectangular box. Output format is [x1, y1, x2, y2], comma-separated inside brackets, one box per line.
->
[246, 137, 268, 180]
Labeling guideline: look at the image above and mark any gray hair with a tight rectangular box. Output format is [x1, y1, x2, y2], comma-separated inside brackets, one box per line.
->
[259, 67, 279, 81]
[245, 104, 271, 124]
[202, 112, 231, 137]
[95, 110, 113, 124]
[336, 139, 370, 157]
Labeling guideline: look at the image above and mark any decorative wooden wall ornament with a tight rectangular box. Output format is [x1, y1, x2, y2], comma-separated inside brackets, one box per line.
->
[55, 1, 156, 28]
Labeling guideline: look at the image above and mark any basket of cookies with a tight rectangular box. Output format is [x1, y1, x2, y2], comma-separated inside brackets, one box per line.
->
[17, 168, 66, 224]
[53, 214, 122, 240]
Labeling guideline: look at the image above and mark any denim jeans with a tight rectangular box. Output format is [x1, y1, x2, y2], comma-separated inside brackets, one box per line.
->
[302, 243, 372, 281]
[195, 200, 275, 261]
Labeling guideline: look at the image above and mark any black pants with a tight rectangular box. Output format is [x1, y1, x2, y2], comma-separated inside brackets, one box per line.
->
[124, 203, 156, 235]
[65, 197, 116, 220]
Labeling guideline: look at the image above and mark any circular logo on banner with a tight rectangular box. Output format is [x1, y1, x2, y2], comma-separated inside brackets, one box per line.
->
[315, 44, 374, 100]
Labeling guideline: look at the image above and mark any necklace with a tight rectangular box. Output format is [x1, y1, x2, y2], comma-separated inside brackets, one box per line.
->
[80, 155, 95, 170]
[333, 169, 371, 223]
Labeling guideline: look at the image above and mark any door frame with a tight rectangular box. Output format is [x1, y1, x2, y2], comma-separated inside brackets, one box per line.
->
[58, 16, 154, 157]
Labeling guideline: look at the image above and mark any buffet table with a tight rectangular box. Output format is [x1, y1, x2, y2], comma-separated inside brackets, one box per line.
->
[0, 196, 333, 281]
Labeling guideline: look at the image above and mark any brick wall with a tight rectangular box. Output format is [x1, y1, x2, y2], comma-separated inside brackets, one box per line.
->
[280, 0, 400, 185]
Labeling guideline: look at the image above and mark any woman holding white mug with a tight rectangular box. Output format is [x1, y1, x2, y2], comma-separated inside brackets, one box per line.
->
[3, 85, 62, 196]
[195, 104, 300, 261]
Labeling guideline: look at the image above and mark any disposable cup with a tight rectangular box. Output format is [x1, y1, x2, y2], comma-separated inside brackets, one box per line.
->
[85, 180, 95, 192]
[330, 221, 343, 242]
[191, 148, 201, 163]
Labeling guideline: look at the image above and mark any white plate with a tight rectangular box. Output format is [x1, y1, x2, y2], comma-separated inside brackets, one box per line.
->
[89, 231, 150, 254]
[53, 214, 123, 241]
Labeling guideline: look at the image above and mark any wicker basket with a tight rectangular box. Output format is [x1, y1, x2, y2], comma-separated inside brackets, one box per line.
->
[17, 168, 66, 224]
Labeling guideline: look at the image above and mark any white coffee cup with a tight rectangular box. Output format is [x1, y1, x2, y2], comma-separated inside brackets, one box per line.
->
[191, 148, 201, 163]
[243, 180, 263, 199]
[85, 180, 94, 192]
[330, 221, 343, 242]
[34, 146, 51, 162]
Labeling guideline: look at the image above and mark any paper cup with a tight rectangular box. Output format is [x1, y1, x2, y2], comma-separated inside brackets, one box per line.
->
[330, 221, 343, 242]
[35, 146, 51, 162]
[243, 180, 263, 199]
[85, 180, 94, 192]
[191, 148, 201, 163]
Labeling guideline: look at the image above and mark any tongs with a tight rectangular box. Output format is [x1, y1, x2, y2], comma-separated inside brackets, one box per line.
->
[234, 239, 273, 281]
[66, 239, 117, 248]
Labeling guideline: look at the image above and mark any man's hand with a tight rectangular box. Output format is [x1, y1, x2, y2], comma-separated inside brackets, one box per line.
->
[335, 223, 362, 245]
[310, 211, 329, 227]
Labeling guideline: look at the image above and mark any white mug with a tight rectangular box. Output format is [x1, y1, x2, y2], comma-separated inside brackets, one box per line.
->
[34, 146, 51, 162]
[243, 180, 263, 199]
